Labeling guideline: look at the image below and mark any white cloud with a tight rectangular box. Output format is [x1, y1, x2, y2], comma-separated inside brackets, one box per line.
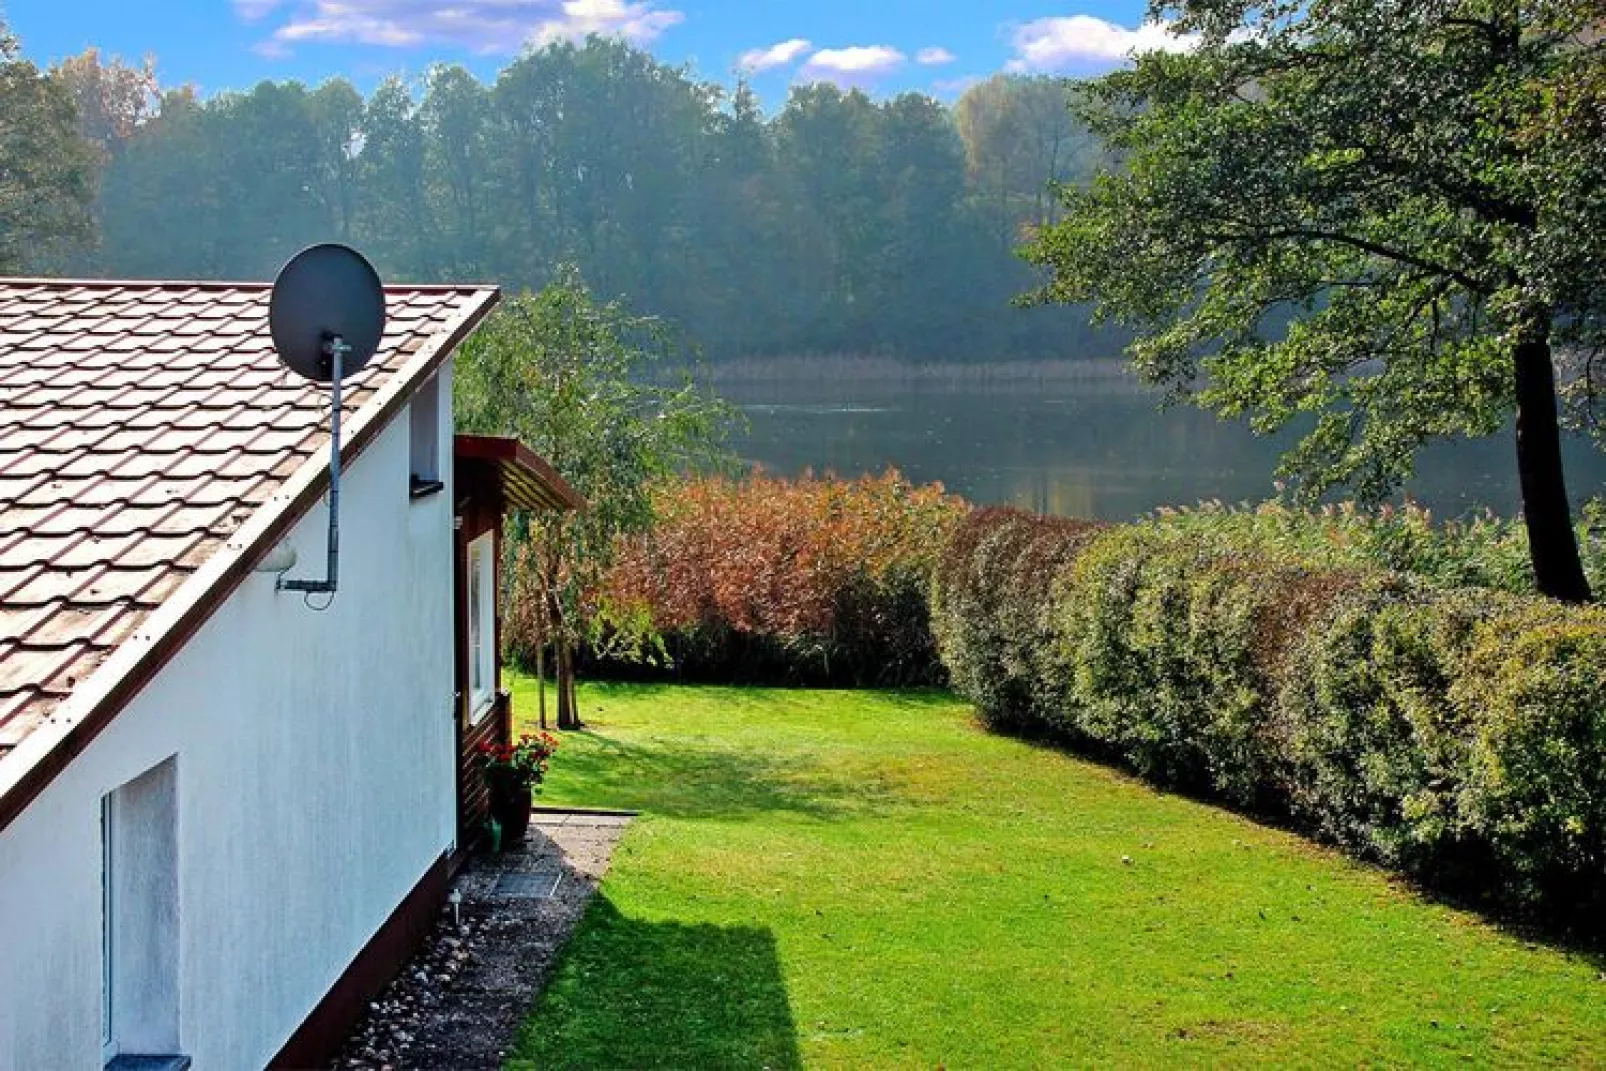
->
[244, 0, 684, 56]
[532, 0, 683, 47]
[738, 38, 812, 73]
[799, 45, 906, 87]
[274, 6, 423, 47]
[1006, 15, 1193, 73]
[916, 46, 956, 66]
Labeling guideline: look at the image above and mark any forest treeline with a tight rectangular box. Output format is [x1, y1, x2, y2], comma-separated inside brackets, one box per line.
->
[5, 28, 1118, 363]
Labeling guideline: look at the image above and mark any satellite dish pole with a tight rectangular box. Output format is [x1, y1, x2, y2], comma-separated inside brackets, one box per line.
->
[267, 243, 387, 600]
[281, 331, 349, 596]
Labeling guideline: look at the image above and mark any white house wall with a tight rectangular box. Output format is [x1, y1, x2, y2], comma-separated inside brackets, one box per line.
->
[0, 361, 458, 1069]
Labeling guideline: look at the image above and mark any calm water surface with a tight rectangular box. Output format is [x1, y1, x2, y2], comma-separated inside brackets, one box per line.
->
[727, 377, 1606, 522]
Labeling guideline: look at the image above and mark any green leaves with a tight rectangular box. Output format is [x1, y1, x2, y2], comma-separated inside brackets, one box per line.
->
[1028, 0, 1605, 593]
[0, 22, 95, 274]
[455, 269, 737, 659]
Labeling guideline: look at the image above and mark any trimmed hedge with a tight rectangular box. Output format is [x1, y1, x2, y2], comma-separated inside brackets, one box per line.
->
[931, 508, 1107, 731]
[932, 507, 1606, 924]
[1140, 497, 1606, 596]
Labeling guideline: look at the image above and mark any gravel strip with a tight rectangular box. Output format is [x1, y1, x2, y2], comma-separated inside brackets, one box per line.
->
[333, 813, 633, 1070]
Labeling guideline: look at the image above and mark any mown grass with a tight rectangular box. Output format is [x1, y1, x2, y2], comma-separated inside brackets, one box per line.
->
[509, 680, 1606, 1069]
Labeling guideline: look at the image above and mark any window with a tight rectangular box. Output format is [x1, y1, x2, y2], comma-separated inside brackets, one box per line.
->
[467, 532, 496, 718]
[102, 758, 181, 1068]
[409, 373, 443, 498]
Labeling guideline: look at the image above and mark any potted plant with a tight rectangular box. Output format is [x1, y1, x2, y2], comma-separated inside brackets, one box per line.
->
[476, 732, 558, 847]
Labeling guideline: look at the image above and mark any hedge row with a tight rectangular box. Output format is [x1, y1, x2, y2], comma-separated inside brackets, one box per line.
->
[588, 470, 968, 686]
[931, 508, 1606, 923]
[1139, 497, 1606, 597]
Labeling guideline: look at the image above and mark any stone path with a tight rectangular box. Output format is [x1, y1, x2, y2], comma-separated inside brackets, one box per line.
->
[334, 811, 633, 1070]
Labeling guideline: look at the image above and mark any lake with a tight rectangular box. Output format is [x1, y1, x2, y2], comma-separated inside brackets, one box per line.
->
[725, 374, 1606, 522]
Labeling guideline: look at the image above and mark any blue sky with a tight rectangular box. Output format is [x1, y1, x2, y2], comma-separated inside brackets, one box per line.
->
[5, 1, 1176, 104]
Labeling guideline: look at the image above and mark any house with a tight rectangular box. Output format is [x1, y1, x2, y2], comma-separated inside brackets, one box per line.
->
[0, 277, 581, 1069]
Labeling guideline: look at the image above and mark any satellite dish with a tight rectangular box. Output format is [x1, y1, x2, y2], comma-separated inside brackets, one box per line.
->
[268, 243, 387, 601]
[269, 243, 386, 383]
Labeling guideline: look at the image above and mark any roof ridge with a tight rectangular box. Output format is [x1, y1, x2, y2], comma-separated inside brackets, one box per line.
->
[0, 277, 500, 293]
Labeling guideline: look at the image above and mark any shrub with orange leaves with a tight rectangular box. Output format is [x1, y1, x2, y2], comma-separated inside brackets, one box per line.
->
[588, 470, 969, 686]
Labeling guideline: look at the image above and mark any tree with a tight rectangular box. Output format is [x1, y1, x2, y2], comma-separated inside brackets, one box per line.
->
[75, 33, 1124, 365]
[356, 77, 434, 280]
[773, 85, 883, 349]
[454, 270, 735, 728]
[47, 48, 159, 274]
[98, 87, 221, 277]
[868, 93, 973, 353]
[491, 39, 709, 311]
[0, 18, 96, 273]
[956, 75, 1099, 246]
[50, 48, 159, 161]
[420, 64, 494, 280]
[205, 81, 331, 277]
[306, 79, 364, 242]
[1026, 0, 1606, 602]
[674, 79, 786, 357]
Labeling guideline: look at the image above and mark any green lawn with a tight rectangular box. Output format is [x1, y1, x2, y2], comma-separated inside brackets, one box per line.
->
[509, 681, 1606, 1069]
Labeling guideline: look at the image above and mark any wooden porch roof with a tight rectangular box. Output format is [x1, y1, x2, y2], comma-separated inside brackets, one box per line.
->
[453, 435, 584, 513]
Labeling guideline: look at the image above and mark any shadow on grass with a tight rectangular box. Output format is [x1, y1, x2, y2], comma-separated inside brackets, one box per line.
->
[551, 730, 898, 822]
[509, 896, 801, 1071]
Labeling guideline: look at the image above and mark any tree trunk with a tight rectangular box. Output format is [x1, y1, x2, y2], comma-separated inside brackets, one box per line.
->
[1514, 318, 1593, 603]
[535, 642, 547, 731]
[566, 663, 580, 729]
[544, 574, 578, 729]
[555, 643, 582, 730]
[555, 644, 571, 729]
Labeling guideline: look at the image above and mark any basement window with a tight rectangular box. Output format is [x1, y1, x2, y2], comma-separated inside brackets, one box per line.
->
[409, 373, 444, 500]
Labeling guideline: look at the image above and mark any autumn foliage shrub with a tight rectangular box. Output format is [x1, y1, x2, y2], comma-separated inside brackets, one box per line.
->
[589, 470, 968, 686]
[933, 506, 1606, 925]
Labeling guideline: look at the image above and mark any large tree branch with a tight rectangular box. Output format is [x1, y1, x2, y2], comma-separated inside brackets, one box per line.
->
[1204, 224, 1491, 295]
[1440, 16, 1501, 43]
[1352, 141, 1535, 229]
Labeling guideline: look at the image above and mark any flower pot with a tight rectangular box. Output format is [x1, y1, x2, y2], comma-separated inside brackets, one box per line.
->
[487, 775, 534, 847]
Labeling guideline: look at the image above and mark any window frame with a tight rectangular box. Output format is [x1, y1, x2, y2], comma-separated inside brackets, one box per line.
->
[466, 531, 496, 720]
[101, 793, 117, 1065]
[408, 373, 443, 499]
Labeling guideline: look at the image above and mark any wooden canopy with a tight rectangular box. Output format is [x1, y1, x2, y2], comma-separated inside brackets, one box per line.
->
[453, 434, 584, 513]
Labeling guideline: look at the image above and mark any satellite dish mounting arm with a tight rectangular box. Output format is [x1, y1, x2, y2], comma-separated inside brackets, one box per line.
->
[266, 242, 386, 605]
[277, 333, 348, 595]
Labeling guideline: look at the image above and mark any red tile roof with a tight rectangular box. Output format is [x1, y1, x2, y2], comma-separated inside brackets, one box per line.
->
[0, 279, 499, 818]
